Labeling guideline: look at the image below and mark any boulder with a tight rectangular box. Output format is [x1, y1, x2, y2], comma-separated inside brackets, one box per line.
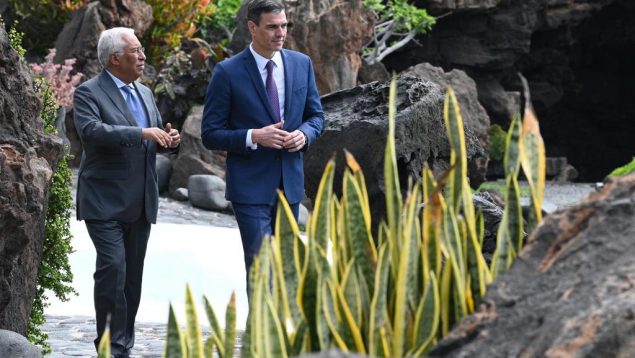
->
[0, 27, 63, 334]
[53, 0, 153, 80]
[429, 173, 635, 357]
[156, 154, 172, 194]
[172, 188, 189, 201]
[188, 175, 230, 211]
[304, 75, 487, 228]
[0, 330, 41, 358]
[230, 0, 375, 94]
[402, 62, 491, 149]
[168, 106, 226, 196]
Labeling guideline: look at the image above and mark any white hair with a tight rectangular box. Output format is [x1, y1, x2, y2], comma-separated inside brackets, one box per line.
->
[97, 27, 135, 68]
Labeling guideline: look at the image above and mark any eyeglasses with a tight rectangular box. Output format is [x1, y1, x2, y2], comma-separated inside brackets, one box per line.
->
[116, 46, 145, 55]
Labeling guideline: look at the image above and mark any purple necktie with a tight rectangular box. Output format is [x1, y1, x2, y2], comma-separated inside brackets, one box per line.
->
[265, 60, 280, 121]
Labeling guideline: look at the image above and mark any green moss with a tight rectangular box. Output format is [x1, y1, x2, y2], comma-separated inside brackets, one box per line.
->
[607, 157, 635, 178]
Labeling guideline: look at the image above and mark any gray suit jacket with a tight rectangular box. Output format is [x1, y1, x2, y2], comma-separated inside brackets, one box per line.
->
[74, 70, 162, 224]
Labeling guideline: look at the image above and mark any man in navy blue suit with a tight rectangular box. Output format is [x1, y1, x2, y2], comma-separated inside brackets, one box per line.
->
[201, 0, 324, 282]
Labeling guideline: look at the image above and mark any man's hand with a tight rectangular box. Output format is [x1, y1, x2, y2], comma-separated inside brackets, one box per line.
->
[164, 123, 180, 148]
[142, 127, 172, 148]
[252, 121, 288, 149]
[283, 129, 307, 152]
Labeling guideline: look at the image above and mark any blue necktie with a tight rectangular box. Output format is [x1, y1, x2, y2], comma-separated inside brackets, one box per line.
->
[122, 85, 148, 128]
[265, 60, 281, 121]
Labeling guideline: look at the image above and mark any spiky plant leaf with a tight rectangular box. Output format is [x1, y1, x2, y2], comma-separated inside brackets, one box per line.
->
[164, 305, 186, 358]
[310, 159, 336, 249]
[342, 170, 376, 294]
[223, 292, 237, 358]
[504, 115, 522, 177]
[184, 285, 204, 358]
[274, 191, 303, 326]
[384, 77, 402, 248]
[411, 272, 440, 356]
[368, 243, 391, 357]
[97, 317, 111, 358]
[519, 75, 546, 226]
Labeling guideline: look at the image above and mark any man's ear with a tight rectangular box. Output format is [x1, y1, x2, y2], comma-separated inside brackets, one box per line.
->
[247, 20, 257, 35]
[109, 53, 120, 67]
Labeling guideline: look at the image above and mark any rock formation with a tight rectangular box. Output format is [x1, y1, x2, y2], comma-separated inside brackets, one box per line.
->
[304, 75, 486, 227]
[0, 27, 63, 334]
[429, 173, 635, 357]
[230, 0, 375, 94]
[53, 0, 153, 79]
[168, 106, 226, 195]
[386, 0, 634, 181]
[402, 62, 491, 149]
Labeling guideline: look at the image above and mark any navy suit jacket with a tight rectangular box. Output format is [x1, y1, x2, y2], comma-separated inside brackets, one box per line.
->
[74, 70, 163, 223]
[201, 48, 324, 205]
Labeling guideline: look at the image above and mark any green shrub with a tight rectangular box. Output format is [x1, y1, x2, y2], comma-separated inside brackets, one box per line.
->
[196, 0, 241, 46]
[143, 0, 215, 65]
[362, 0, 435, 63]
[6, 0, 90, 57]
[488, 124, 506, 162]
[28, 78, 76, 353]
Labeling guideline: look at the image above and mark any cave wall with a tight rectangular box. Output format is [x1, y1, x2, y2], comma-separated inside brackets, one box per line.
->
[385, 0, 633, 181]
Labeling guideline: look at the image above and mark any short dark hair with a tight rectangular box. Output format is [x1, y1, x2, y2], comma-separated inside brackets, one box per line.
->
[247, 0, 285, 25]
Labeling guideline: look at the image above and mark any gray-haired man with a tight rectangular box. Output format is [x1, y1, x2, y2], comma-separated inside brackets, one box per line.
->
[74, 27, 179, 357]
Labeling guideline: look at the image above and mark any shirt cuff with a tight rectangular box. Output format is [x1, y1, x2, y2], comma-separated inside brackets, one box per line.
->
[246, 129, 258, 150]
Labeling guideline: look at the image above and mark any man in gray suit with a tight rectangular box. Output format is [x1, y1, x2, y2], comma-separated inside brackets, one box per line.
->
[73, 27, 180, 358]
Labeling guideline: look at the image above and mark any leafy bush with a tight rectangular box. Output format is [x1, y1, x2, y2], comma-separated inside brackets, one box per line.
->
[196, 0, 242, 46]
[27, 78, 76, 354]
[362, 0, 435, 63]
[607, 157, 635, 178]
[143, 0, 215, 65]
[488, 123, 506, 162]
[6, 0, 91, 57]
[30, 48, 83, 109]
[98, 78, 546, 357]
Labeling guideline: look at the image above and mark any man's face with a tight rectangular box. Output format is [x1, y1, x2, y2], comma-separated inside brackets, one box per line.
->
[110, 33, 146, 83]
[248, 10, 287, 58]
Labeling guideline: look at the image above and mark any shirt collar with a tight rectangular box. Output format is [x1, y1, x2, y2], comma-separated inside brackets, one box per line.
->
[105, 69, 132, 90]
[249, 43, 283, 71]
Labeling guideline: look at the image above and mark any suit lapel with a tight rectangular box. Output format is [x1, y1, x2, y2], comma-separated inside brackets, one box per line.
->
[281, 50, 293, 120]
[97, 71, 138, 127]
[243, 49, 278, 123]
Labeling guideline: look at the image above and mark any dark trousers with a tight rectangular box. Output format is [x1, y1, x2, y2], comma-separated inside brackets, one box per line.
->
[85, 218, 151, 355]
[233, 200, 299, 290]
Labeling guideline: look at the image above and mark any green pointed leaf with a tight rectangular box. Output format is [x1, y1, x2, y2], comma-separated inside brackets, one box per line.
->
[223, 292, 237, 358]
[504, 115, 522, 177]
[310, 159, 336, 249]
[368, 243, 390, 357]
[384, 76, 402, 248]
[342, 170, 377, 295]
[443, 87, 467, 211]
[412, 272, 440, 356]
[164, 305, 186, 358]
[185, 284, 204, 358]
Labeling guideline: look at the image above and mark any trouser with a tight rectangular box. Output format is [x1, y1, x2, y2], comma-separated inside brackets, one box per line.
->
[232, 200, 299, 295]
[85, 218, 151, 355]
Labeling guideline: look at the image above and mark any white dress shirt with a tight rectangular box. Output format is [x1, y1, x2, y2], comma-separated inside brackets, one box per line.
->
[246, 44, 285, 149]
